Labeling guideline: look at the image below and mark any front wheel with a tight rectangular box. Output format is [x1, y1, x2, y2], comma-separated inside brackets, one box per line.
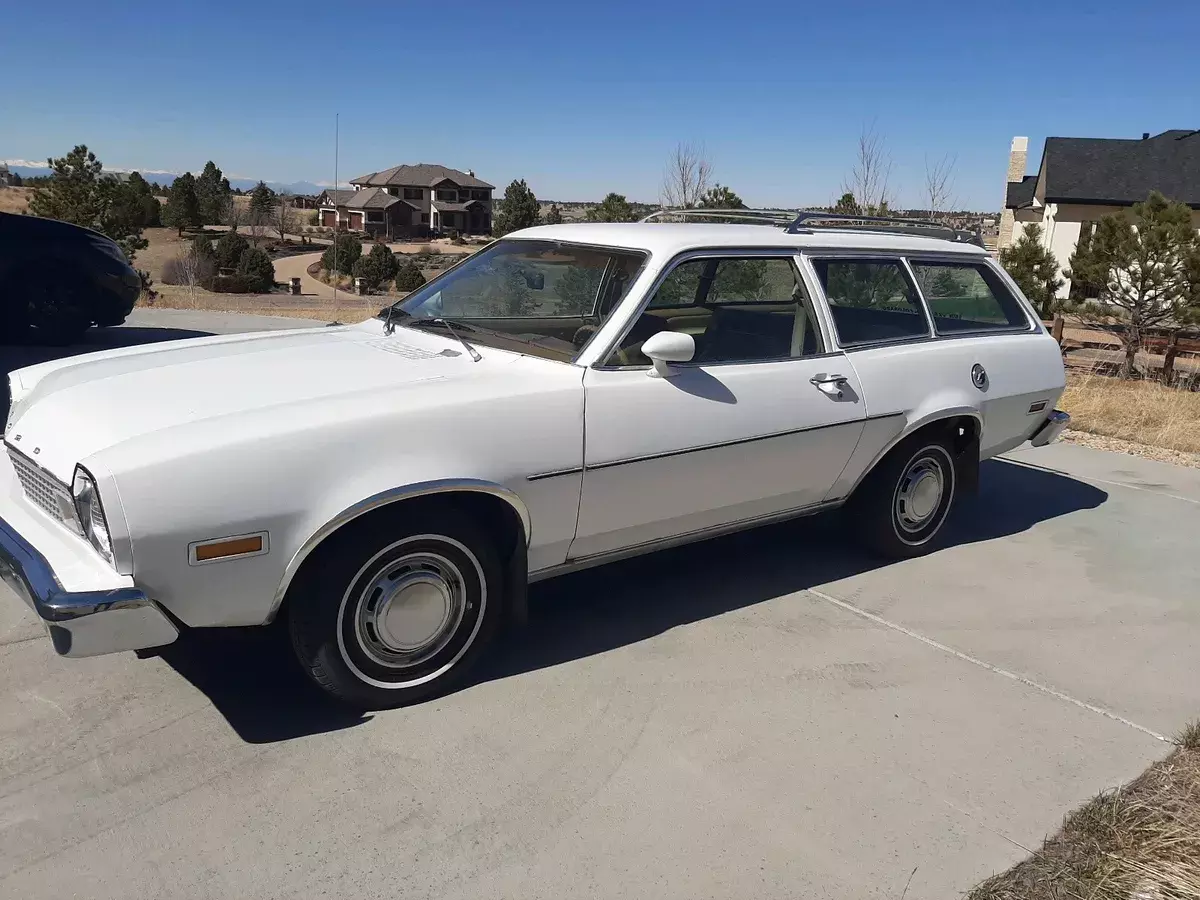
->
[852, 432, 958, 559]
[288, 507, 503, 709]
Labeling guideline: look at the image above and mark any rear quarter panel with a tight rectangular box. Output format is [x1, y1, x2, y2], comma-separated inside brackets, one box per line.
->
[831, 330, 1065, 497]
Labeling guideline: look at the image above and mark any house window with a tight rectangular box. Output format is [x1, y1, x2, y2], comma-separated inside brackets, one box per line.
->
[421, 213, 430, 223]
[404, 187, 421, 200]
[366, 210, 384, 223]
[387, 188, 397, 196]
[437, 189, 458, 202]
[472, 189, 489, 201]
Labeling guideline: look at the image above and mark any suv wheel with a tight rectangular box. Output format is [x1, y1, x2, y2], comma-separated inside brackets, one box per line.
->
[288, 507, 503, 709]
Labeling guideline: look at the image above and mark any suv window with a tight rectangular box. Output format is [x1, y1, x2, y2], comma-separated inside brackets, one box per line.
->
[607, 256, 824, 366]
[811, 258, 929, 346]
[909, 261, 1030, 333]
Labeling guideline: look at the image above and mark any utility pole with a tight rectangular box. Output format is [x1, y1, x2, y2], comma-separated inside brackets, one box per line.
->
[329, 112, 342, 326]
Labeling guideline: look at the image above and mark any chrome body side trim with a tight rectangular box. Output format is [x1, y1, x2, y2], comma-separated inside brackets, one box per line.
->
[585, 413, 902, 472]
[529, 498, 843, 583]
[0, 513, 178, 657]
[268, 478, 531, 623]
[1030, 409, 1070, 447]
[526, 467, 584, 482]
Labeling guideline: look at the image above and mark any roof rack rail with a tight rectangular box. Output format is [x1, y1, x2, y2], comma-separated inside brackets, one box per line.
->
[784, 210, 983, 246]
[640, 208, 798, 227]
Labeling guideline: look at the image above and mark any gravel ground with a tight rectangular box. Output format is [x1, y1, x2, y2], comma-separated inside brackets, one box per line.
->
[1060, 429, 1200, 469]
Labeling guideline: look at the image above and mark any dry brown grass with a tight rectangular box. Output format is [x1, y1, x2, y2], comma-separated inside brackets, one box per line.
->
[969, 726, 1200, 900]
[148, 284, 378, 323]
[1060, 371, 1200, 455]
[0, 186, 33, 214]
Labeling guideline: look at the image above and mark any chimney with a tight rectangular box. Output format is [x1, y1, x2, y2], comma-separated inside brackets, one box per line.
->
[1142, 132, 1150, 140]
[999, 137, 1029, 251]
[467, 169, 475, 177]
[1007, 136, 1029, 184]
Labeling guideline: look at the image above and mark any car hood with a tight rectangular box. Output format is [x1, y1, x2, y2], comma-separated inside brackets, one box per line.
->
[6, 322, 523, 479]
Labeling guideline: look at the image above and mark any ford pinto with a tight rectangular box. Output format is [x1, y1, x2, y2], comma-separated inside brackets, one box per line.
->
[1, 212, 1070, 708]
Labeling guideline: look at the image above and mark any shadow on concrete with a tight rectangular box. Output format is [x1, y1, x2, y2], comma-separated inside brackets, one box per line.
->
[152, 458, 1104, 743]
[474, 459, 1108, 686]
[1, 326, 212, 424]
[152, 624, 372, 744]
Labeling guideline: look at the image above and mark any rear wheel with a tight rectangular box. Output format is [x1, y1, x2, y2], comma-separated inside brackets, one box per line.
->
[853, 431, 957, 559]
[288, 507, 503, 709]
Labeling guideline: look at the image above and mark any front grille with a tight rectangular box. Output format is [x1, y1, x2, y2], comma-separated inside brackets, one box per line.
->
[8, 448, 71, 524]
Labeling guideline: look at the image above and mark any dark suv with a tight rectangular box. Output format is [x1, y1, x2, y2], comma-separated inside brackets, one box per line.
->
[1, 212, 141, 345]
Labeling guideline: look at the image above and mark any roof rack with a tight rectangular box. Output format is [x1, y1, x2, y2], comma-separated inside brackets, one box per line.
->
[784, 210, 983, 246]
[641, 207, 983, 246]
[639, 208, 798, 227]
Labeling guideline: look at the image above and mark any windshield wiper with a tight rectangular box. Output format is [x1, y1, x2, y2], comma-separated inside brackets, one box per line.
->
[404, 317, 482, 362]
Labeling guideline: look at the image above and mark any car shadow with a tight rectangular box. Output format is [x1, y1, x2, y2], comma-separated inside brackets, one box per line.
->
[152, 458, 1105, 743]
[1, 326, 213, 424]
[151, 623, 372, 743]
[474, 458, 1107, 685]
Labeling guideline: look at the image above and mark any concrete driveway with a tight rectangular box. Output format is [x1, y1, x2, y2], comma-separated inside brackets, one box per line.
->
[2, 317, 1197, 899]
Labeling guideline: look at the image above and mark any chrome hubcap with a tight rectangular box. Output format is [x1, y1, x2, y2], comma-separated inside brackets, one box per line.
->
[354, 552, 465, 668]
[895, 458, 945, 532]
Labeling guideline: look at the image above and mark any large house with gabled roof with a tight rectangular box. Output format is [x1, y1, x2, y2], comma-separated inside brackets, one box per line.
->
[316, 163, 494, 239]
[999, 130, 1200, 298]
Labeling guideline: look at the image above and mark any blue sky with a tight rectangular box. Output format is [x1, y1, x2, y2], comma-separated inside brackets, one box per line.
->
[2, 0, 1197, 209]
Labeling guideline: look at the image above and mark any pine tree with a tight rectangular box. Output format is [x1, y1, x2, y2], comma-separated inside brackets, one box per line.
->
[215, 231, 249, 271]
[543, 203, 564, 225]
[395, 260, 427, 292]
[586, 193, 636, 223]
[321, 232, 362, 275]
[249, 181, 276, 219]
[998, 224, 1062, 319]
[353, 243, 400, 290]
[492, 179, 540, 235]
[164, 172, 202, 235]
[27, 145, 149, 260]
[195, 161, 232, 225]
[236, 247, 276, 292]
[698, 185, 745, 209]
[1061, 192, 1200, 378]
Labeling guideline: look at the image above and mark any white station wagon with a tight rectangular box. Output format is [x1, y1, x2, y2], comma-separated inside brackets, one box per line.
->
[1, 211, 1070, 708]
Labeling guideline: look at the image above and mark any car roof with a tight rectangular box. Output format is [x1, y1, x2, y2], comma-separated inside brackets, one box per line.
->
[506, 223, 989, 258]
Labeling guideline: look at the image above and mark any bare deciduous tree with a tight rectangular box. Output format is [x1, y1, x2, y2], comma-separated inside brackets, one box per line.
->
[224, 197, 245, 232]
[661, 142, 712, 209]
[924, 153, 957, 220]
[274, 193, 298, 242]
[175, 247, 213, 307]
[246, 202, 271, 246]
[841, 123, 895, 215]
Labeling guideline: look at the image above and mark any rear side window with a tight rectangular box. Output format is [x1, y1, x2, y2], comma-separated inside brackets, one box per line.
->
[909, 261, 1030, 333]
[811, 258, 929, 346]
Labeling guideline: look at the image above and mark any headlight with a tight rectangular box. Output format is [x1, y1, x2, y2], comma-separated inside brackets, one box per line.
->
[72, 465, 114, 564]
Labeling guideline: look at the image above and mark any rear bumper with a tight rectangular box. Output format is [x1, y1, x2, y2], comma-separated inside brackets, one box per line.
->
[1030, 409, 1071, 447]
[0, 513, 177, 658]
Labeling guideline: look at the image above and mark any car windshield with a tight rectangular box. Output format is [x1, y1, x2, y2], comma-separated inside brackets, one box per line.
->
[380, 239, 648, 362]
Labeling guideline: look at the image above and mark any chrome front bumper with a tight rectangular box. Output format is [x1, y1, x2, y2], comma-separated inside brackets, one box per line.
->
[1030, 409, 1071, 447]
[0, 514, 178, 658]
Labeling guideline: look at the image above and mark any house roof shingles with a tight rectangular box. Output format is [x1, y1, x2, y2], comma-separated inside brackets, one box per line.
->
[350, 163, 494, 190]
[1026, 129, 1200, 208]
[320, 187, 419, 210]
[1006, 175, 1038, 209]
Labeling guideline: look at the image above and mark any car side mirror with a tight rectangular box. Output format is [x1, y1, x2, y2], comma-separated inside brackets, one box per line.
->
[641, 331, 695, 378]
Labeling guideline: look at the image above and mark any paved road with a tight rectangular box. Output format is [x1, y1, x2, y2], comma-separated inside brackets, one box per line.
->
[2, 318, 1198, 898]
[271, 251, 337, 300]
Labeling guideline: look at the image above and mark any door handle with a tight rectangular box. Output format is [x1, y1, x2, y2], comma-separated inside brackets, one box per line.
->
[810, 374, 849, 399]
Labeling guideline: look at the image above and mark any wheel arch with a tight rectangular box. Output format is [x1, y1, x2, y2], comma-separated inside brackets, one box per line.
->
[267, 479, 530, 624]
[849, 409, 982, 499]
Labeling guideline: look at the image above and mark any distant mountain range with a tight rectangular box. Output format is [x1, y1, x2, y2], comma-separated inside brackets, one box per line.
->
[3, 163, 330, 196]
